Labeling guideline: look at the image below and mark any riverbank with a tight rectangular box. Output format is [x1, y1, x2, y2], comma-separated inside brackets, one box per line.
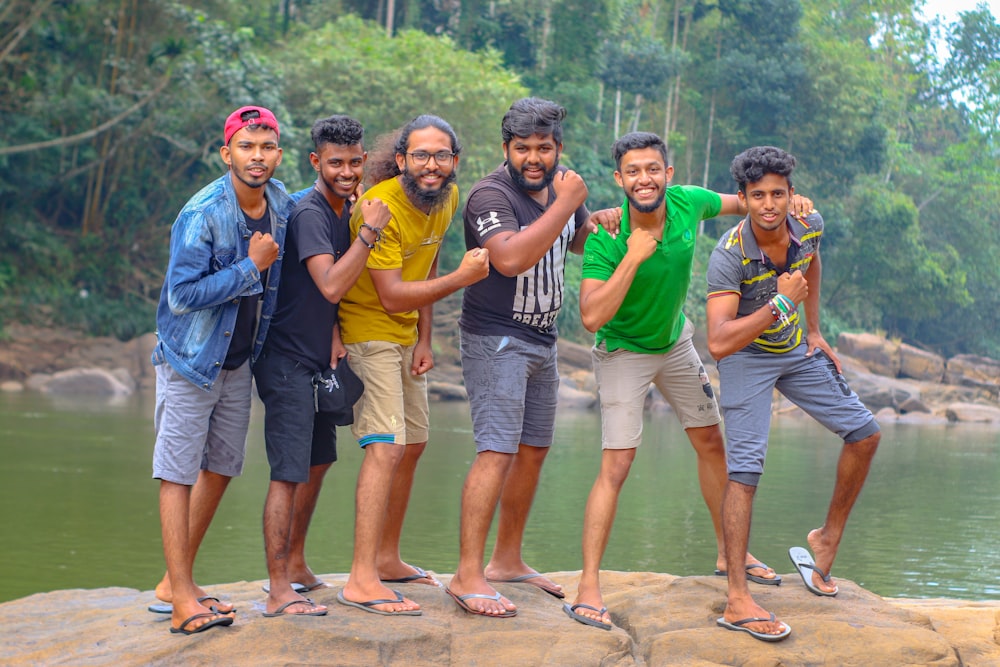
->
[1, 319, 998, 425]
[1, 570, 997, 665]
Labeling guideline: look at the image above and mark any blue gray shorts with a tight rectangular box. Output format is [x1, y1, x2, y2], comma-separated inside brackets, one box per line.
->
[718, 345, 879, 486]
[460, 330, 559, 454]
[152, 360, 252, 485]
[253, 347, 338, 483]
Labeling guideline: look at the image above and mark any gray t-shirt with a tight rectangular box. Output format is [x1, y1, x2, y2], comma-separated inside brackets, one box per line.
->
[706, 212, 824, 354]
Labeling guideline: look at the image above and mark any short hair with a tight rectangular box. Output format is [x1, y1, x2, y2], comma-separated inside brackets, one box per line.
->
[501, 98, 567, 145]
[612, 131, 668, 170]
[730, 146, 796, 193]
[310, 115, 364, 151]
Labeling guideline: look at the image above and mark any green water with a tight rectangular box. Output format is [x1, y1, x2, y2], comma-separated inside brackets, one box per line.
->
[1, 390, 998, 603]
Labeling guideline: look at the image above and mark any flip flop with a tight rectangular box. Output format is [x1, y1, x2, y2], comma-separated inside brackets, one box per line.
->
[261, 581, 328, 594]
[336, 589, 422, 616]
[716, 613, 791, 642]
[487, 572, 565, 599]
[381, 566, 442, 587]
[169, 612, 234, 635]
[788, 546, 838, 596]
[563, 602, 612, 630]
[148, 595, 235, 615]
[445, 588, 517, 618]
[713, 563, 782, 586]
[262, 598, 328, 617]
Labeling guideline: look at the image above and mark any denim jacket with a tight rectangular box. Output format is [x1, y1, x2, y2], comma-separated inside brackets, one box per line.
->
[152, 173, 291, 390]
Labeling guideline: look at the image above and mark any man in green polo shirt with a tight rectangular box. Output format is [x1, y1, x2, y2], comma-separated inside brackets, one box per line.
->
[564, 131, 810, 630]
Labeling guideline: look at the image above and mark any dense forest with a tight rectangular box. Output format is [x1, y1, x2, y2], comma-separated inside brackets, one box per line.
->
[2, 0, 998, 357]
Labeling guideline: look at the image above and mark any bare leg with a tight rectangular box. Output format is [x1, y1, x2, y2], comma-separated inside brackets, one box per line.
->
[342, 443, 419, 613]
[159, 480, 232, 631]
[154, 470, 234, 612]
[483, 444, 561, 594]
[686, 425, 776, 579]
[262, 479, 327, 615]
[569, 448, 636, 626]
[720, 480, 786, 636]
[806, 432, 880, 593]
[448, 450, 517, 615]
[376, 441, 432, 582]
[285, 462, 332, 587]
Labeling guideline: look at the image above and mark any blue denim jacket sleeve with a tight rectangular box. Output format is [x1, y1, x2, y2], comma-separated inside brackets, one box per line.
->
[152, 174, 290, 390]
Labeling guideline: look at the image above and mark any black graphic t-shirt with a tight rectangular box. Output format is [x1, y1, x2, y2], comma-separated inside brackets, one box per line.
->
[459, 164, 588, 347]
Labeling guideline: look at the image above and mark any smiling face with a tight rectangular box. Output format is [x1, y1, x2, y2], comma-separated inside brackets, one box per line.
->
[614, 147, 674, 214]
[221, 125, 282, 190]
[503, 133, 561, 192]
[311, 142, 365, 203]
[739, 172, 794, 233]
[395, 126, 458, 210]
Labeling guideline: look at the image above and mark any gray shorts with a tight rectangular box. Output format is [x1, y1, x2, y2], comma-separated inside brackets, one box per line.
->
[152, 360, 252, 485]
[718, 345, 879, 486]
[253, 348, 338, 484]
[594, 319, 720, 450]
[460, 331, 558, 454]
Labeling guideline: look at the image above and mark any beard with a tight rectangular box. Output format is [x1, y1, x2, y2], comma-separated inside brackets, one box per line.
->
[506, 160, 558, 192]
[626, 189, 665, 214]
[231, 163, 270, 189]
[400, 168, 457, 210]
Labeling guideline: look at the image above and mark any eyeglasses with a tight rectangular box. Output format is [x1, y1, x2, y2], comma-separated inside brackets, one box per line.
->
[407, 150, 455, 166]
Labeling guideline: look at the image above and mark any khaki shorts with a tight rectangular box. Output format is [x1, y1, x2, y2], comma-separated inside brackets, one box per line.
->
[594, 319, 720, 450]
[346, 340, 429, 446]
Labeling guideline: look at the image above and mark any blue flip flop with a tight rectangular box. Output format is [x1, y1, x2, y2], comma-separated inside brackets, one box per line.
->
[788, 546, 838, 596]
[563, 602, 612, 630]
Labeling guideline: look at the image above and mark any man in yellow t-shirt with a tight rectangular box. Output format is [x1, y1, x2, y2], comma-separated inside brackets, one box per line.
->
[336, 115, 490, 616]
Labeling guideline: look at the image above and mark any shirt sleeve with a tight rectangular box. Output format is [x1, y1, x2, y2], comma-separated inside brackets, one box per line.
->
[464, 185, 520, 247]
[706, 241, 744, 298]
[581, 225, 622, 282]
[291, 203, 335, 263]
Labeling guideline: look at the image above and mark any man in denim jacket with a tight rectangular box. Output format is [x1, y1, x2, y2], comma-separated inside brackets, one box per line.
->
[148, 106, 290, 635]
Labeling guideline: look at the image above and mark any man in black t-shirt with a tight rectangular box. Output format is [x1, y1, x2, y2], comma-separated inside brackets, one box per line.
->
[253, 115, 390, 617]
[445, 98, 594, 617]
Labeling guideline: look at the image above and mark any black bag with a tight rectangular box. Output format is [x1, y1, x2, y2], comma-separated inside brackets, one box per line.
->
[311, 357, 364, 425]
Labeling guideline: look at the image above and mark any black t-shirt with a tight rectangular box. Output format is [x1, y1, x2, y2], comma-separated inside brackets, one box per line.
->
[264, 187, 352, 369]
[459, 164, 588, 346]
[223, 204, 270, 370]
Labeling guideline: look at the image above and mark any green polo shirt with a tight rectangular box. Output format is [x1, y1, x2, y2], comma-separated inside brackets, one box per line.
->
[582, 185, 721, 354]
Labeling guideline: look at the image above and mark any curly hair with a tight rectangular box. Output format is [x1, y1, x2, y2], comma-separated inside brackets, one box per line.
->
[729, 146, 796, 193]
[310, 114, 364, 150]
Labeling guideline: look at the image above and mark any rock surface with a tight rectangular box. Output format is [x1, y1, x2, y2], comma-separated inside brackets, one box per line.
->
[1, 571, 998, 666]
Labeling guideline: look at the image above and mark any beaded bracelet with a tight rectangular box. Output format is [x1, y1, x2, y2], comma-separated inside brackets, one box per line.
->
[358, 222, 383, 250]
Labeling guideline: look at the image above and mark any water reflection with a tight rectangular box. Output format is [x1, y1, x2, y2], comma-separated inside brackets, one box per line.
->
[0, 391, 997, 603]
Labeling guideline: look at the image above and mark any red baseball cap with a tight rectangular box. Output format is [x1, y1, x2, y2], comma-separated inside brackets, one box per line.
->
[224, 105, 280, 145]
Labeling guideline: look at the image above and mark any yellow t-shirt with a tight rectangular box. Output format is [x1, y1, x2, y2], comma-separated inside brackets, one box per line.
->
[339, 176, 458, 345]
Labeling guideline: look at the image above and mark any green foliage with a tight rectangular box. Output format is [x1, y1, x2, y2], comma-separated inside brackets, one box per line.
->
[3, 0, 999, 359]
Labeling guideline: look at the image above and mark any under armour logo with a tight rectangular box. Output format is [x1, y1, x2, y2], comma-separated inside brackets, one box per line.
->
[476, 211, 502, 235]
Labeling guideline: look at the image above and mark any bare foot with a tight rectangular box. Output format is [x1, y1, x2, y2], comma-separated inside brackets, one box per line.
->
[446, 574, 516, 616]
[807, 529, 840, 594]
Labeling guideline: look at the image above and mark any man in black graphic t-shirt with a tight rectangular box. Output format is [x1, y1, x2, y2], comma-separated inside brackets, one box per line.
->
[446, 98, 593, 617]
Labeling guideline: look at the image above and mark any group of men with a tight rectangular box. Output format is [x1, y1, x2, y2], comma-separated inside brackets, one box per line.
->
[149, 99, 879, 643]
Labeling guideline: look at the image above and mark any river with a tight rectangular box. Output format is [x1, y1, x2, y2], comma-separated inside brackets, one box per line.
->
[0, 390, 997, 603]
